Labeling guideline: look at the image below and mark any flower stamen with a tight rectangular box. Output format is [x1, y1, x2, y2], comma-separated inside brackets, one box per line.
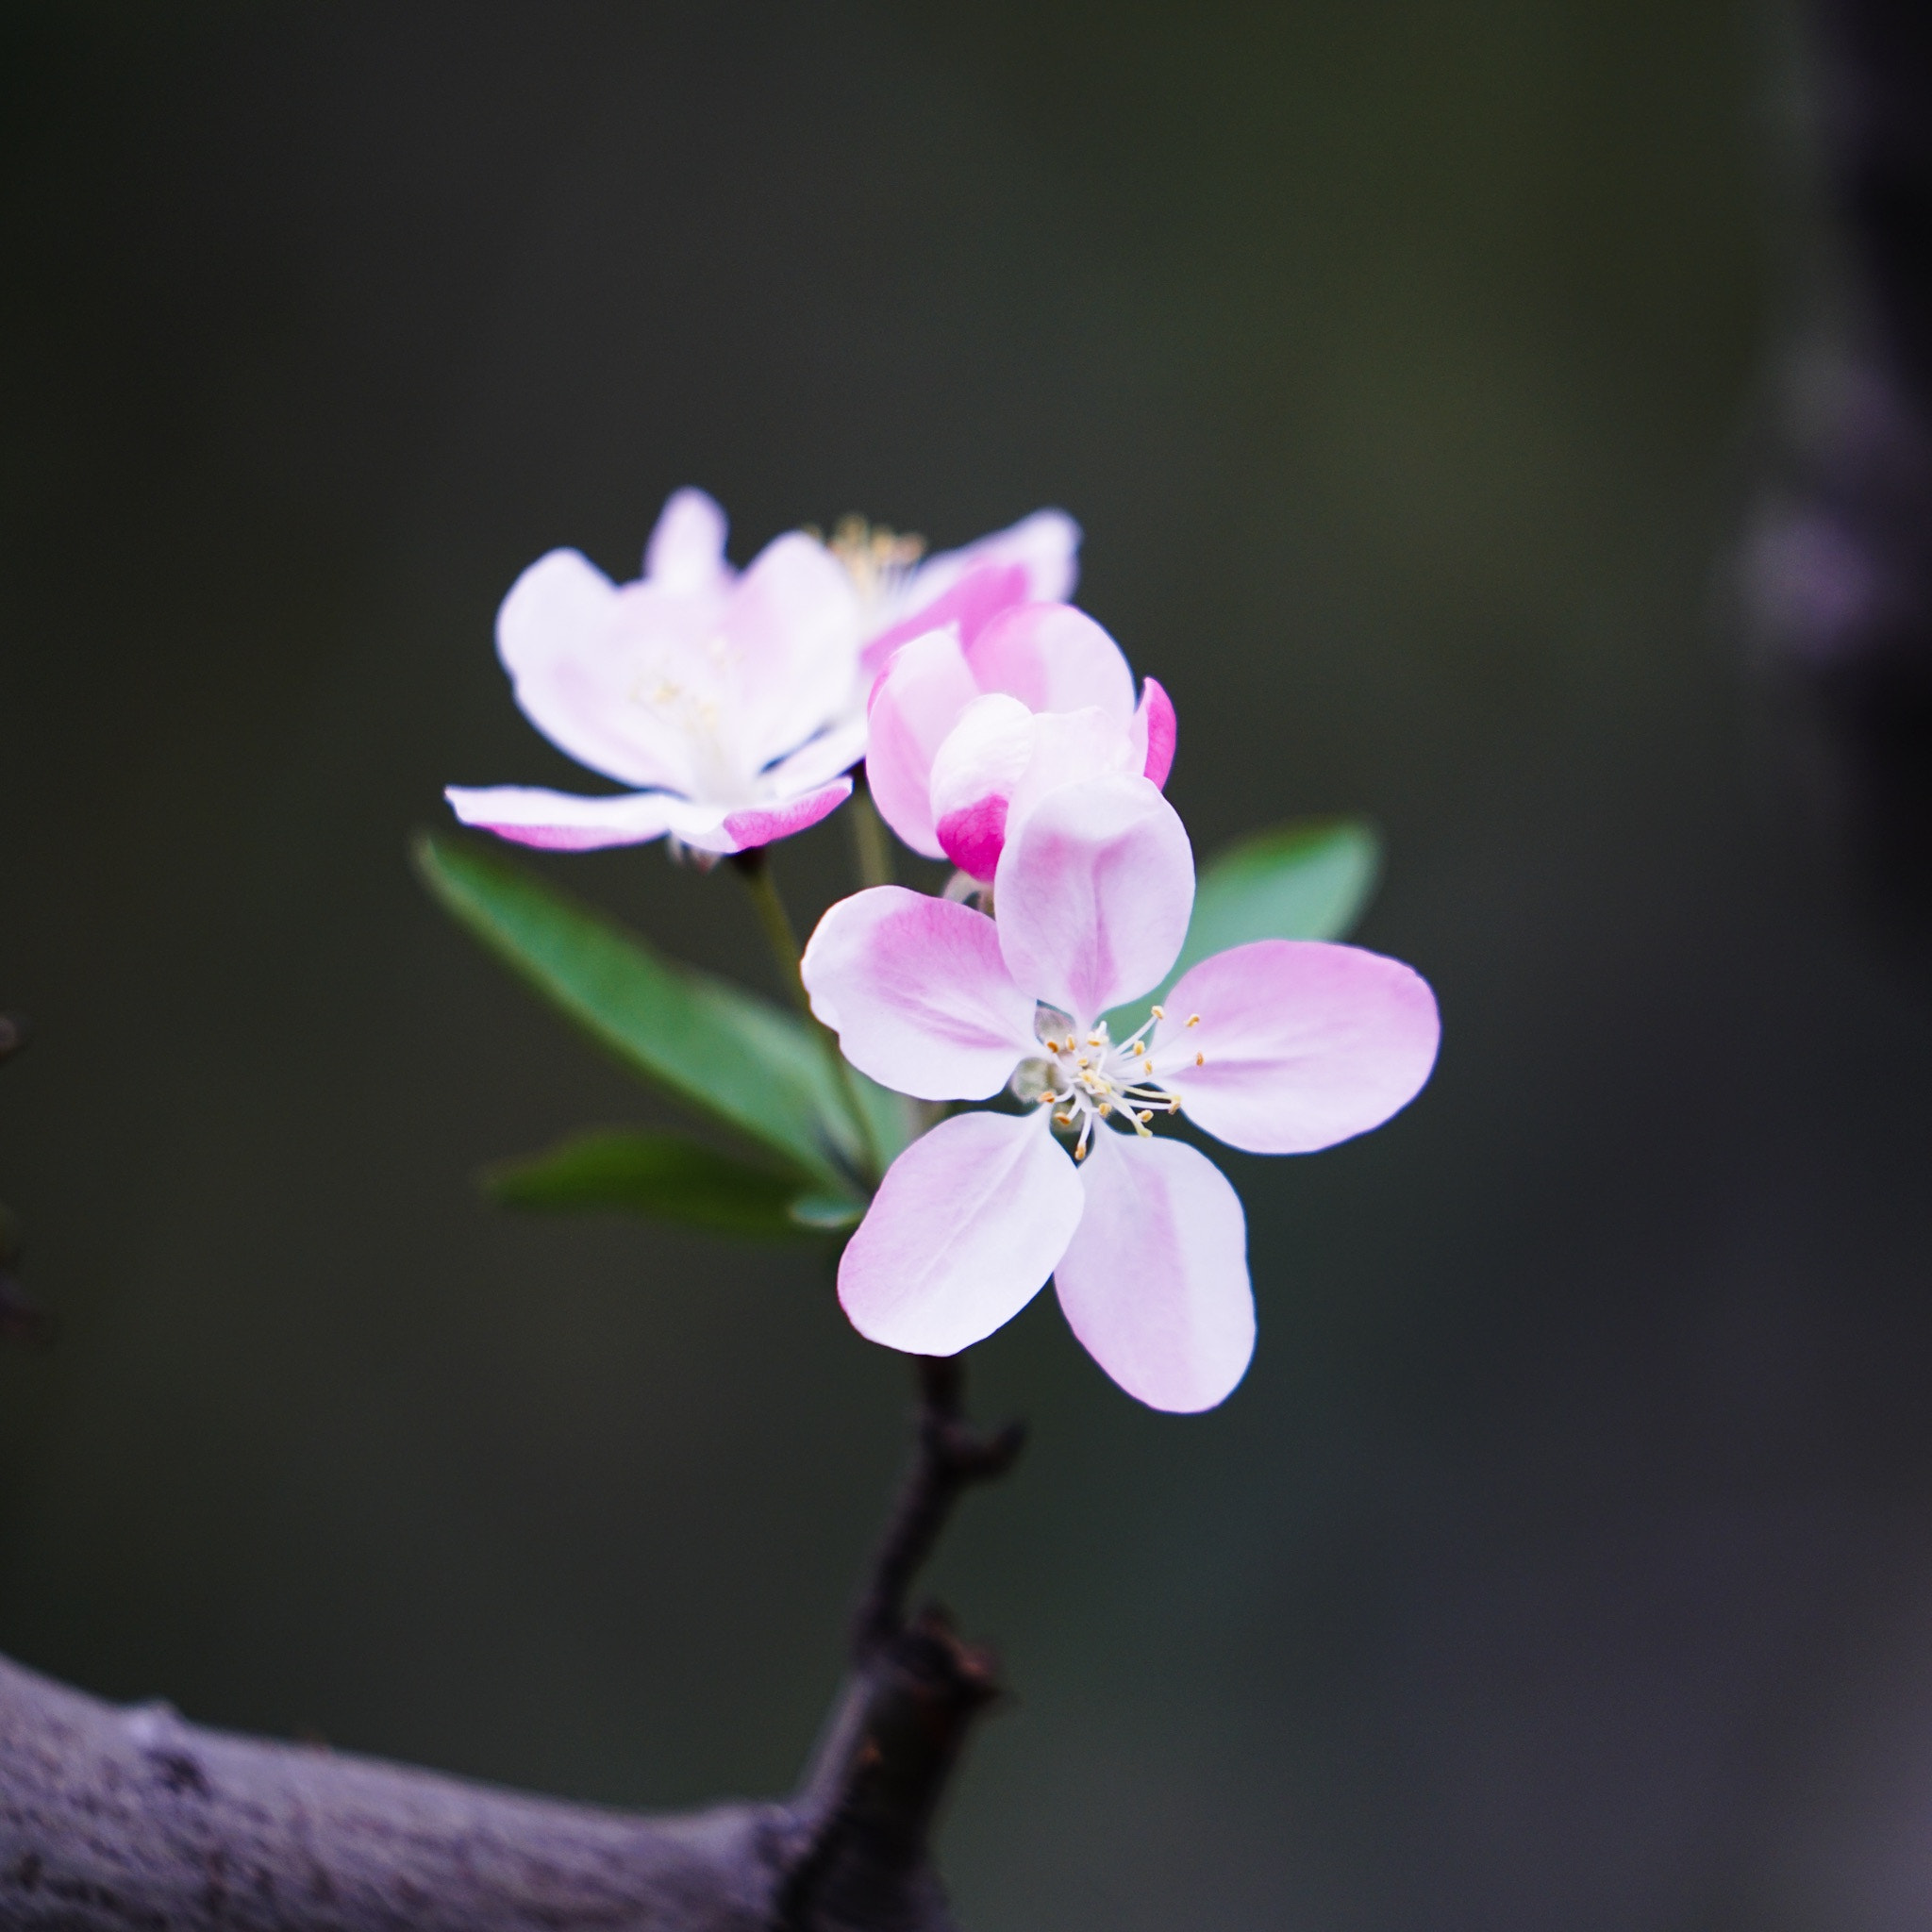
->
[1029, 1006, 1191, 1152]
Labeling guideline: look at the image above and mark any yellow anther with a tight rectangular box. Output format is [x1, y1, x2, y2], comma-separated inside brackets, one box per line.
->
[1137, 1109, 1152, 1124]
[1054, 1110, 1073, 1125]
[1151, 1004, 1165, 1020]
[1098, 1102, 1111, 1116]
[1194, 1051, 1205, 1066]
[1186, 1013, 1201, 1027]
[1074, 1141, 1089, 1161]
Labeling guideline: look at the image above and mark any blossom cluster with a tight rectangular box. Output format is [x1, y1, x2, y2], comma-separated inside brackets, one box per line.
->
[448, 491, 1440, 1411]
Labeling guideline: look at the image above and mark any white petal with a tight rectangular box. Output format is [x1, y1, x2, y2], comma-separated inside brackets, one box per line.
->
[839, 1110, 1085, 1357]
[761, 715, 871, 796]
[864, 628, 981, 858]
[1054, 1130, 1254, 1412]
[725, 532, 864, 768]
[493, 550, 697, 791]
[443, 784, 728, 851]
[993, 774, 1195, 1025]
[1162, 941, 1441, 1154]
[899, 508, 1082, 614]
[800, 888, 1035, 1100]
[643, 488, 732, 594]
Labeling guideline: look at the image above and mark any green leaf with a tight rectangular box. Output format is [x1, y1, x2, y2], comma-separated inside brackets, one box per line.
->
[1104, 817, 1384, 1037]
[414, 831, 864, 1189]
[786, 1190, 868, 1232]
[1181, 817, 1383, 960]
[484, 1130, 860, 1241]
[850, 1071, 919, 1169]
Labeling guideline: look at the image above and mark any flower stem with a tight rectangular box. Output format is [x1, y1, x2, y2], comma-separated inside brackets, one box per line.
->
[848, 774, 894, 891]
[729, 849, 881, 1182]
[732, 848, 808, 1012]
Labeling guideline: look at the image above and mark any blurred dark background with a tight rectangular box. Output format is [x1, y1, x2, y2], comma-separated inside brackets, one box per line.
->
[5, 4, 1932, 1927]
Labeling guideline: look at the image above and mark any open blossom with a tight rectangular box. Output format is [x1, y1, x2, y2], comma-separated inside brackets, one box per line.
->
[801, 774, 1440, 1412]
[445, 491, 1078, 857]
[446, 490, 866, 854]
[865, 601, 1177, 880]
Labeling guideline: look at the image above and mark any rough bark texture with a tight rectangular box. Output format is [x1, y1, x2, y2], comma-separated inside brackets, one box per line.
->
[0, 1359, 1018, 1932]
[0, 1659, 785, 1932]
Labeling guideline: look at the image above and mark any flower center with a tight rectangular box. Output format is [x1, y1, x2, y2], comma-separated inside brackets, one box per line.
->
[1013, 1002, 1204, 1160]
[627, 640, 761, 801]
[827, 515, 925, 610]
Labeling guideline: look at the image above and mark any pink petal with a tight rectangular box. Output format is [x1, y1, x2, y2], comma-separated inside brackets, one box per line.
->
[994, 774, 1194, 1024]
[495, 550, 692, 791]
[839, 1110, 1085, 1357]
[1131, 676, 1177, 788]
[760, 715, 871, 796]
[700, 778, 852, 855]
[726, 532, 864, 768]
[860, 560, 1031, 678]
[929, 693, 1036, 879]
[442, 784, 728, 852]
[1054, 1129, 1254, 1413]
[800, 888, 1035, 1099]
[902, 508, 1082, 615]
[642, 488, 731, 594]
[863, 629, 981, 858]
[1161, 940, 1441, 1154]
[965, 603, 1136, 721]
[1000, 706, 1141, 840]
[934, 797, 1009, 882]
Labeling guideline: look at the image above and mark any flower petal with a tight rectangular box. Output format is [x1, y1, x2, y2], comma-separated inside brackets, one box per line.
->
[760, 714, 871, 796]
[994, 774, 1194, 1024]
[494, 549, 699, 791]
[692, 778, 852, 855]
[1130, 676, 1177, 788]
[839, 1110, 1085, 1357]
[1000, 706, 1141, 838]
[1054, 1129, 1254, 1413]
[860, 559, 1032, 679]
[642, 488, 732, 595]
[965, 602, 1136, 721]
[725, 532, 864, 769]
[801, 887, 1035, 1099]
[864, 628, 981, 858]
[442, 784, 728, 852]
[1161, 940, 1441, 1154]
[901, 508, 1081, 616]
[929, 693, 1036, 879]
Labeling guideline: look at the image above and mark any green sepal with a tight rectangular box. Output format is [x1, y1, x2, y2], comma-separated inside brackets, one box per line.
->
[483, 1129, 862, 1241]
[413, 831, 865, 1189]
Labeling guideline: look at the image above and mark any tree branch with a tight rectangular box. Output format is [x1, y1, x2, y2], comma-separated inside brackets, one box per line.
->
[0, 1355, 1021, 1932]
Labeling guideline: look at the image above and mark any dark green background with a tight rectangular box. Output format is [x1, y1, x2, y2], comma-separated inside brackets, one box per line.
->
[5, 5, 1932, 1926]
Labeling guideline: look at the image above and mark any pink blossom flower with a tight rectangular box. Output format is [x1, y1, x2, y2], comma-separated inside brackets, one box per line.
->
[445, 493, 1080, 857]
[800, 775, 1440, 1412]
[446, 490, 870, 855]
[865, 601, 1177, 880]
